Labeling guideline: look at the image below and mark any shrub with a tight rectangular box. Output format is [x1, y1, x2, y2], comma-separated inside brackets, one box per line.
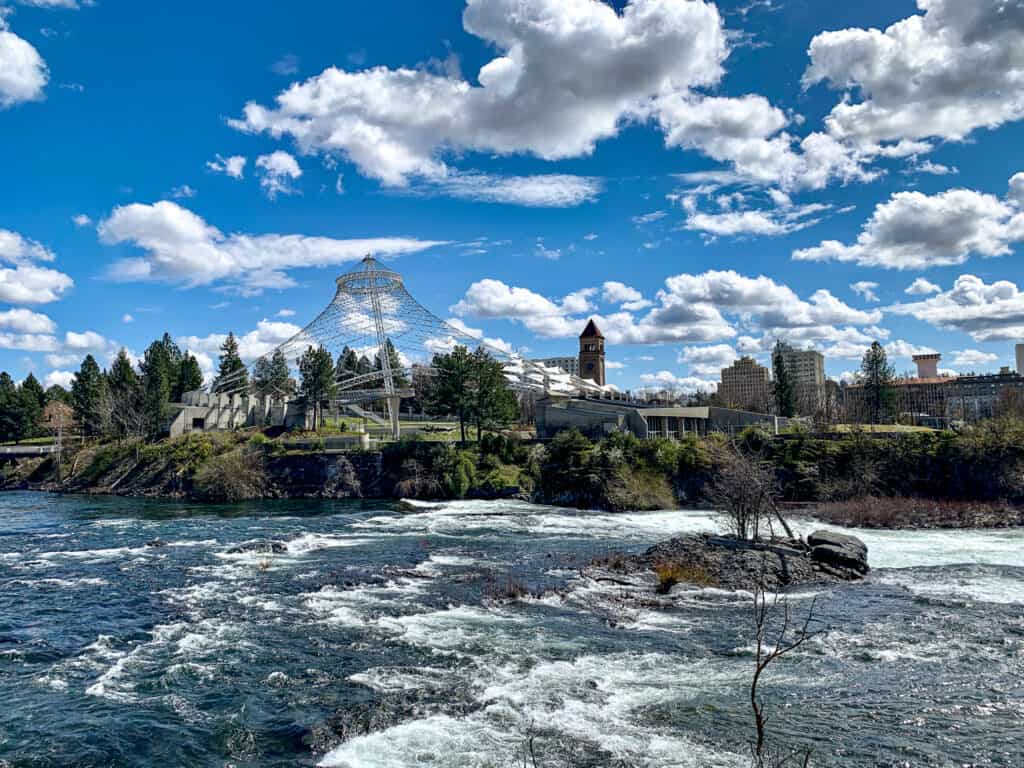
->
[654, 561, 715, 594]
[193, 446, 266, 502]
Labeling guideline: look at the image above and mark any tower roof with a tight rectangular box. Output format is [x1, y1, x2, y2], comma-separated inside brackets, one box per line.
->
[580, 318, 604, 339]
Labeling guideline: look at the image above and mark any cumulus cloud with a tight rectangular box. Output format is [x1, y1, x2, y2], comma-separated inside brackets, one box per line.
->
[43, 370, 75, 389]
[180, 319, 303, 365]
[889, 274, 1024, 342]
[451, 269, 881, 349]
[850, 281, 879, 302]
[229, 0, 862, 193]
[638, 370, 717, 395]
[72, 213, 92, 227]
[0, 307, 56, 333]
[601, 281, 652, 311]
[678, 343, 737, 376]
[804, 0, 1024, 152]
[255, 150, 302, 199]
[0, 16, 48, 108]
[794, 178, 1024, 269]
[0, 228, 73, 304]
[96, 200, 446, 295]
[685, 202, 831, 237]
[952, 349, 999, 368]
[207, 154, 247, 180]
[905, 277, 941, 295]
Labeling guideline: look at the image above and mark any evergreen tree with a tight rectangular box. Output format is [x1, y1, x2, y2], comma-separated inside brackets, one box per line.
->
[771, 341, 797, 418]
[140, 340, 173, 439]
[161, 333, 184, 399]
[423, 345, 475, 442]
[298, 345, 337, 429]
[71, 355, 109, 437]
[16, 375, 44, 439]
[108, 348, 143, 442]
[336, 346, 359, 383]
[374, 338, 409, 388]
[469, 347, 518, 439]
[213, 332, 248, 393]
[356, 354, 373, 376]
[0, 372, 20, 442]
[45, 384, 72, 405]
[860, 341, 896, 424]
[177, 353, 204, 396]
[253, 349, 293, 399]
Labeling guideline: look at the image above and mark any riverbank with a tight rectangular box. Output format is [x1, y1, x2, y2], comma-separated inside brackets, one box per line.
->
[4, 426, 1024, 528]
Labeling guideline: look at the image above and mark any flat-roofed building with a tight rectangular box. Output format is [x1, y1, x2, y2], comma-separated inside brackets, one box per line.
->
[530, 356, 579, 377]
[719, 356, 772, 413]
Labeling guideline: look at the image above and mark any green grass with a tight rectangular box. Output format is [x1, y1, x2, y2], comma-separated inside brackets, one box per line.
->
[832, 423, 937, 433]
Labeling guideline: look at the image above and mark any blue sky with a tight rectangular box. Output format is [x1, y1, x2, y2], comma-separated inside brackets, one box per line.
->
[2, 0, 1024, 393]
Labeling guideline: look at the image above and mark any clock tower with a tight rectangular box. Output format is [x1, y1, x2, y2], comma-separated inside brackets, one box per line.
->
[578, 318, 605, 386]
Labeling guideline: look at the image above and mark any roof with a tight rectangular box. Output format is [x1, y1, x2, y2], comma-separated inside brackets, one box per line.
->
[579, 318, 604, 338]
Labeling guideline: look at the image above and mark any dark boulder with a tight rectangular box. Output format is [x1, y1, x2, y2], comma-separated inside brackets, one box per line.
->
[807, 530, 869, 575]
[226, 540, 288, 555]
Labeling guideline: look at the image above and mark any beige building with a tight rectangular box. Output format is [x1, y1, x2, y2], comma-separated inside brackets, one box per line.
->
[719, 356, 772, 412]
[530, 356, 580, 376]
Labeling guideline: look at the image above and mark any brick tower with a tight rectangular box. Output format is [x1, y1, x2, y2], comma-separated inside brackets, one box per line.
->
[578, 318, 605, 386]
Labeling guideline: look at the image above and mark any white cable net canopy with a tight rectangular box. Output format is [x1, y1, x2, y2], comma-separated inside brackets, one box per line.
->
[212, 255, 607, 402]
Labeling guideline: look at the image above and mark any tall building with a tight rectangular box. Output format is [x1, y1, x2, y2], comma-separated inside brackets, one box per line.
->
[530, 356, 579, 376]
[1016, 344, 1024, 374]
[578, 319, 606, 386]
[913, 353, 941, 379]
[775, 343, 826, 413]
[719, 356, 771, 413]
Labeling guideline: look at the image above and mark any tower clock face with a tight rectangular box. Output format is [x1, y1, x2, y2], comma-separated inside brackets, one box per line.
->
[586, 362, 594, 371]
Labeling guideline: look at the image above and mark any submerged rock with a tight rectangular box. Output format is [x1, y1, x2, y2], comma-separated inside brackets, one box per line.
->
[225, 540, 287, 555]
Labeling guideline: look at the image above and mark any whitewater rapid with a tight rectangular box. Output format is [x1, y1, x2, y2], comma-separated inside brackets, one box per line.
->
[1, 492, 1021, 767]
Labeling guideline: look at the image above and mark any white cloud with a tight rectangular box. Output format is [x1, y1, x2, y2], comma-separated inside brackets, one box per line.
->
[171, 184, 196, 199]
[0, 17, 48, 108]
[255, 151, 302, 199]
[43, 370, 74, 389]
[425, 173, 601, 207]
[0, 228, 73, 304]
[850, 281, 879, 302]
[601, 281, 651, 311]
[72, 213, 92, 227]
[229, 0, 862, 192]
[805, 0, 1024, 152]
[276, 308, 295, 318]
[583, 233, 598, 241]
[632, 211, 667, 225]
[270, 53, 300, 77]
[207, 154, 247, 180]
[952, 349, 999, 368]
[639, 370, 717, 395]
[909, 159, 958, 176]
[889, 274, 1024, 342]
[884, 339, 936, 360]
[0, 307, 56, 333]
[180, 318, 302, 363]
[121, 313, 134, 323]
[16, 0, 91, 7]
[794, 180, 1024, 269]
[684, 202, 830, 237]
[0, 332, 58, 352]
[97, 200, 446, 295]
[452, 269, 881, 349]
[678, 343, 736, 375]
[534, 240, 561, 261]
[905, 277, 941, 295]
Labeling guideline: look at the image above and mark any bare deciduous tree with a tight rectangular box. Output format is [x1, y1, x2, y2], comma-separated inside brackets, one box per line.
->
[749, 566, 820, 767]
[706, 442, 794, 541]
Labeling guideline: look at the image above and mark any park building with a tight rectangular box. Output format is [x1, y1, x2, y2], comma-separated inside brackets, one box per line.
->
[718, 356, 772, 413]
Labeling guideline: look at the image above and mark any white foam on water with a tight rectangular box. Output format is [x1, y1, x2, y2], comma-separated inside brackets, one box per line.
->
[348, 665, 454, 693]
[875, 568, 1024, 605]
[13, 577, 109, 588]
[38, 545, 152, 562]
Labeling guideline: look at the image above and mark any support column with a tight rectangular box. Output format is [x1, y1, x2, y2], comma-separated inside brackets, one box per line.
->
[388, 396, 401, 440]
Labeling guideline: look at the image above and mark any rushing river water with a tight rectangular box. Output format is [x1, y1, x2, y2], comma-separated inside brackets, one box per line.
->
[1, 491, 1022, 767]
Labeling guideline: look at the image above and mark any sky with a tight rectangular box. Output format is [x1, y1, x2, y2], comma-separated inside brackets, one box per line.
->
[2, 0, 1024, 394]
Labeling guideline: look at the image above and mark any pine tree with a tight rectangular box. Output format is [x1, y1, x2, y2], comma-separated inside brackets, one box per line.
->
[71, 355, 109, 438]
[374, 338, 409, 388]
[21, 373, 45, 411]
[45, 384, 72, 405]
[178, 353, 204, 396]
[213, 332, 248, 393]
[298, 345, 337, 429]
[108, 348, 143, 442]
[253, 349, 293, 399]
[356, 354, 373, 376]
[0, 372, 20, 442]
[861, 341, 896, 424]
[161, 333, 184, 400]
[16, 374, 45, 439]
[336, 346, 359, 383]
[140, 340, 172, 439]
[469, 347, 518, 439]
[423, 346, 475, 442]
[771, 341, 797, 418]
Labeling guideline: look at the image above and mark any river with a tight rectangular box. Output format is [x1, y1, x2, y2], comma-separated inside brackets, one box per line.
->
[0, 491, 1021, 767]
